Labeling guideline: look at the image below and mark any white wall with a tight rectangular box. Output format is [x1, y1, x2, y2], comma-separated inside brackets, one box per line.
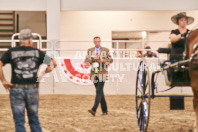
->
[46, 0, 60, 40]
[0, 0, 198, 11]
[60, 10, 198, 52]
[0, 0, 47, 11]
[61, 0, 198, 10]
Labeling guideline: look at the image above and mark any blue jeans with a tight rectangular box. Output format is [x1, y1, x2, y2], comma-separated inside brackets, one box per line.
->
[10, 87, 42, 132]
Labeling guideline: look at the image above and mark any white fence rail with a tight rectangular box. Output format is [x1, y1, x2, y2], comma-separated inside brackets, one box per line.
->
[0, 39, 171, 59]
[0, 37, 192, 95]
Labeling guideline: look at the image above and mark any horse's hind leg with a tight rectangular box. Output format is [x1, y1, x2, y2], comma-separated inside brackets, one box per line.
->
[191, 72, 198, 132]
[193, 117, 197, 132]
[193, 96, 198, 132]
[191, 82, 198, 131]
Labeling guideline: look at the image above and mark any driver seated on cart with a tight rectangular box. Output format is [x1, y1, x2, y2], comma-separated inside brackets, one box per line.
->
[168, 12, 194, 86]
[169, 12, 194, 61]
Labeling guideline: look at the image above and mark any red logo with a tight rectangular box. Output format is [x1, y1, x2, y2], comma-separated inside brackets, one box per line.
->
[59, 59, 92, 85]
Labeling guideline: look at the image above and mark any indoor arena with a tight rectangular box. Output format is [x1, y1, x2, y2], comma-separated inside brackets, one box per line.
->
[0, 0, 198, 132]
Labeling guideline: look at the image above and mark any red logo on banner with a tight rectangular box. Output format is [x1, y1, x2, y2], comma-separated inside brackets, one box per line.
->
[59, 59, 92, 85]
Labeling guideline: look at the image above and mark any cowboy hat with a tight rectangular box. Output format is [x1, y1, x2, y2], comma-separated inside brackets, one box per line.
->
[171, 12, 194, 25]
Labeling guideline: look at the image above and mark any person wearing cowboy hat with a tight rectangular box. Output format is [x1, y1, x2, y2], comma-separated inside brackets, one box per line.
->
[169, 12, 194, 61]
[168, 12, 194, 87]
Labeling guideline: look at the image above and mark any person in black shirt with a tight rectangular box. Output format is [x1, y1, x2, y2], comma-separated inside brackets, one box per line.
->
[0, 29, 57, 132]
[168, 12, 194, 84]
[143, 46, 157, 58]
[169, 12, 194, 61]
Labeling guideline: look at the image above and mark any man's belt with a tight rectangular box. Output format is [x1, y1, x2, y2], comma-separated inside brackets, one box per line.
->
[12, 84, 39, 88]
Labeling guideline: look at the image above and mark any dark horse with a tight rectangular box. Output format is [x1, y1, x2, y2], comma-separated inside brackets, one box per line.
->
[187, 29, 198, 132]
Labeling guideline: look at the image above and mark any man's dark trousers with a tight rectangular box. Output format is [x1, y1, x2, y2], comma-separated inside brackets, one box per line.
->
[92, 77, 107, 113]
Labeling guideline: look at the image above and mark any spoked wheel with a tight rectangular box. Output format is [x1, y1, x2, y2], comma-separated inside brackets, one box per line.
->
[135, 58, 151, 132]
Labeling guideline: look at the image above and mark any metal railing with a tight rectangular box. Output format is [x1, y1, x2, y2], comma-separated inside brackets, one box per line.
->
[0, 33, 54, 54]
[53, 40, 170, 59]
[0, 33, 171, 59]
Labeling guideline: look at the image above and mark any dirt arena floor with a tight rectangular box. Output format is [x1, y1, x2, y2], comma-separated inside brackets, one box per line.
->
[0, 95, 195, 132]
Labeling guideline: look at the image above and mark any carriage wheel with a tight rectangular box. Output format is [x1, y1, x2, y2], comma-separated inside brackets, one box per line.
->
[135, 58, 151, 132]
